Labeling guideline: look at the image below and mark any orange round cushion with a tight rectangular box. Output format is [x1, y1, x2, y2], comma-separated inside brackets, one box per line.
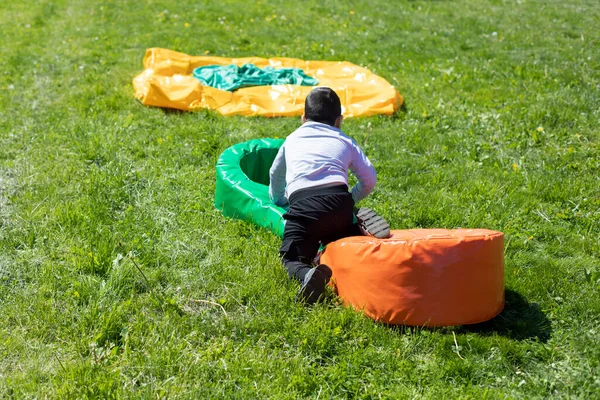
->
[321, 229, 505, 326]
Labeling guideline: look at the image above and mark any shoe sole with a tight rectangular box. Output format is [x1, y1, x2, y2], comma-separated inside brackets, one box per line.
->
[296, 264, 332, 305]
[356, 208, 391, 239]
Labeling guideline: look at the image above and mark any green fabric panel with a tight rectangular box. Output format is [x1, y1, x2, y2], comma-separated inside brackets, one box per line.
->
[214, 138, 287, 237]
[193, 64, 318, 91]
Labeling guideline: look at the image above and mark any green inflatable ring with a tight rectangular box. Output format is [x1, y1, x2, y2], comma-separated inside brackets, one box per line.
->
[214, 138, 287, 237]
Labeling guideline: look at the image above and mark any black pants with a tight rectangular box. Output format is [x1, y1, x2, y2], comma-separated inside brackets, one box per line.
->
[280, 184, 362, 282]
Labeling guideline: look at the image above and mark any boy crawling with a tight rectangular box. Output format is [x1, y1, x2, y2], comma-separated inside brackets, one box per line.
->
[269, 87, 389, 304]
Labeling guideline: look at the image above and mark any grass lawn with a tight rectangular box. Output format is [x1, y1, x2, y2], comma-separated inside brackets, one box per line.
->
[1, 0, 599, 398]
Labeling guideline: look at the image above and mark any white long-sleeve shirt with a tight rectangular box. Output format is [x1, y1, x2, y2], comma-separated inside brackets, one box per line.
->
[269, 121, 377, 206]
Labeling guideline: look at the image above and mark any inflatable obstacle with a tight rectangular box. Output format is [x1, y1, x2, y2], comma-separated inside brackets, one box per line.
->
[215, 138, 287, 237]
[321, 230, 505, 326]
[133, 48, 403, 117]
[215, 139, 505, 326]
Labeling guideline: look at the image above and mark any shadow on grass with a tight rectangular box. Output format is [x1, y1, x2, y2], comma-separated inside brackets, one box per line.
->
[160, 107, 187, 115]
[375, 289, 552, 343]
[459, 289, 552, 342]
[390, 101, 408, 121]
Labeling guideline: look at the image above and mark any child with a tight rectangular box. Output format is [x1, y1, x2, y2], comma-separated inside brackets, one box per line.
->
[269, 87, 389, 304]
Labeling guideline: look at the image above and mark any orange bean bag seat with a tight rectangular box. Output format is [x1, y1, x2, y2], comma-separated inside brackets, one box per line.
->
[320, 229, 505, 326]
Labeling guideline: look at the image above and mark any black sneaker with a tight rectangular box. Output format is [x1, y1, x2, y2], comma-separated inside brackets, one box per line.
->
[356, 208, 391, 239]
[296, 264, 333, 305]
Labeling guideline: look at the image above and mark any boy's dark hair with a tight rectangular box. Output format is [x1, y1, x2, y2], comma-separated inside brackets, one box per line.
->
[304, 87, 341, 126]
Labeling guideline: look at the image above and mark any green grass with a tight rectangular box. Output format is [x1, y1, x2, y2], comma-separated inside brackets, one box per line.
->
[1, 0, 599, 398]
